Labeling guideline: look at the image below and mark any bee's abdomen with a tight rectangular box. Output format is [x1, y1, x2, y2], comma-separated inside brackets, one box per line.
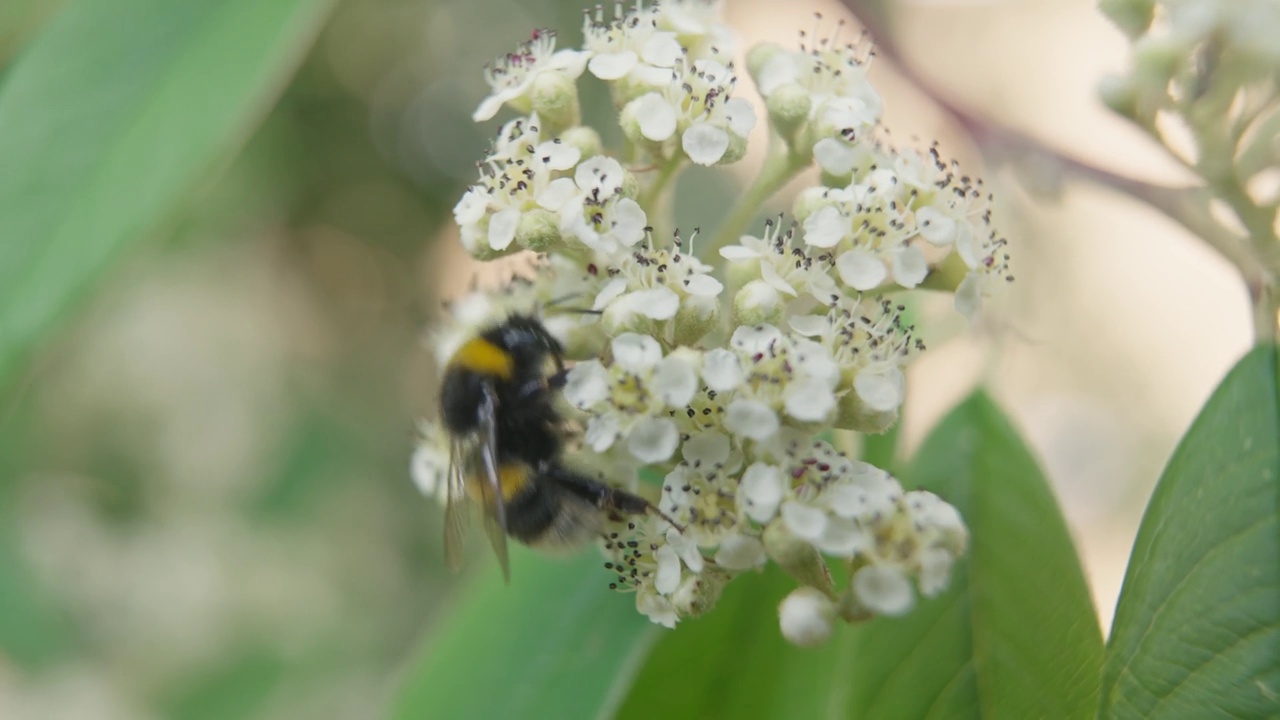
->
[503, 480, 561, 543]
[505, 474, 602, 548]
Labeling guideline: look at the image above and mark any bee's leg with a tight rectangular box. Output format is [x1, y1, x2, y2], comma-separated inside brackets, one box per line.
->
[548, 468, 684, 531]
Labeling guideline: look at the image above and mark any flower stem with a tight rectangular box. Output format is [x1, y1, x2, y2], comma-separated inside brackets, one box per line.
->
[639, 157, 685, 241]
[706, 137, 809, 259]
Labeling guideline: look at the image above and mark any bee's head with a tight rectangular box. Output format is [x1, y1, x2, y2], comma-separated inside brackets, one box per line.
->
[497, 314, 564, 360]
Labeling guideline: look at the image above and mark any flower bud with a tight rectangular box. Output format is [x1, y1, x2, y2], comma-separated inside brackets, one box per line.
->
[674, 299, 718, 346]
[515, 208, 563, 252]
[1099, 0, 1154, 38]
[718, 131, 749, 165]
[531, 71, 581, 136]
[765, 82, 812, 143]
[778, 587, 837, 647]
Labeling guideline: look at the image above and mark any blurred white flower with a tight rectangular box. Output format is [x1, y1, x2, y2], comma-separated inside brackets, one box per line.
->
[474, 30, 589, 122]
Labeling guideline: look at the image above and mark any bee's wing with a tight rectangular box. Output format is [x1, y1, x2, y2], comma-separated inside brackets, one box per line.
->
[442, 438, 471, 572]
[478, 383, 511, 583]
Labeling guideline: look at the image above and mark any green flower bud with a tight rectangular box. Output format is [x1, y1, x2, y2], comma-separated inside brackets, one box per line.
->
[766, 82, 812, 144]
[1133, 35, 1188, 91]
[674, 298, 718, 346]
[718, 131, 749, 165]
[1099, 0, 1155, 39]
[531, 71, 581, 136]
[515, 208, 563, 252]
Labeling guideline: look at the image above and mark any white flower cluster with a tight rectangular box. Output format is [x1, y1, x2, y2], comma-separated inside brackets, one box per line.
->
[415, 2, 1009, 642]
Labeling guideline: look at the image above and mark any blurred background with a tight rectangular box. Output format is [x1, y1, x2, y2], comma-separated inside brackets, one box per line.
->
[0, 0, 1253, 717]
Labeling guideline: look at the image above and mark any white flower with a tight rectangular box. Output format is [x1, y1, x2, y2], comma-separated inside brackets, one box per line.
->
[714, 324, 841, 430]
[591, 240, 723, 333]
[661, 463, 741, 546]
[754, 29, 882, 166]
[720, 219, 840, 308]
[952, 223, 1012, 322]
[788, 295, 922, 417]
[542, 155, 648, 256]
[564, 334, 699, 462]
[454, 115, 581, 255]
[474, 30, 590, 122]
[410, 422, 451, 503]
[655, 0, 736, 64]
[583, 5, 684, 86]
[778, 587, 837, 646]
[624, 58, 756, 165]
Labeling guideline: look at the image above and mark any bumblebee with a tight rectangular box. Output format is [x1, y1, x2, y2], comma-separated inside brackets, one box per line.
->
[438, 314, 665, 580]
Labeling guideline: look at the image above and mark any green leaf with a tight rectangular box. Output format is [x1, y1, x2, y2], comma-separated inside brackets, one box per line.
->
[616, 566, 854, 720]
[391, 548, 658, 720]
[846, 392, 1103, 719]
[1100, 345, 1280, 718]
[0, 0, 335, 388]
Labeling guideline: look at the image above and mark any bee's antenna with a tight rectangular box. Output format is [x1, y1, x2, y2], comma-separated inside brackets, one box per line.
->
[542, 292, 603, 316]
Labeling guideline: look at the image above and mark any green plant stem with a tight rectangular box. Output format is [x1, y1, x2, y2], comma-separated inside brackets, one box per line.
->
[706, 137, 809, 259]
[638, 157, 684, 241]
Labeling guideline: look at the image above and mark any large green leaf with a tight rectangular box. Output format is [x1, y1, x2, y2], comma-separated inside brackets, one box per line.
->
[846, 392, 1103, 719]
[391, 548, 658, 720]
[616, 565, 854, 720]
[616, 392, 1101, 719]
[1100, 345, 1280, 718]
[0, 0, 334, 388]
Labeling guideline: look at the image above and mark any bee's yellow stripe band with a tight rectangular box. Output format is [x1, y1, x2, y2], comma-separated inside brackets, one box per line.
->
[450, 338, 514, 379]
[467, 464, 531, 502]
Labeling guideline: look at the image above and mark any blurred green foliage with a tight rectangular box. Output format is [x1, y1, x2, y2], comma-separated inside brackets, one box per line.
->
[0, 0, 596, 716]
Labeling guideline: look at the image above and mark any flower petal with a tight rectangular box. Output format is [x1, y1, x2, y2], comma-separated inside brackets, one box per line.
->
[802, 206, 846, 249]
[701, 348, 744, 391]
[634, 93, 678, 141]
[724, 399, 780, 441]
[836, 248, 887, 290]
[627, 417, 679, 462]
[683, 123, 730, 165]
[853, 565, 915, 616]
[612, 333, 663, 373]
[740, 462, 784, 522]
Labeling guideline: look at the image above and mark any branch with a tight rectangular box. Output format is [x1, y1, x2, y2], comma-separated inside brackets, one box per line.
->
[835, 0, 1263, 283]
